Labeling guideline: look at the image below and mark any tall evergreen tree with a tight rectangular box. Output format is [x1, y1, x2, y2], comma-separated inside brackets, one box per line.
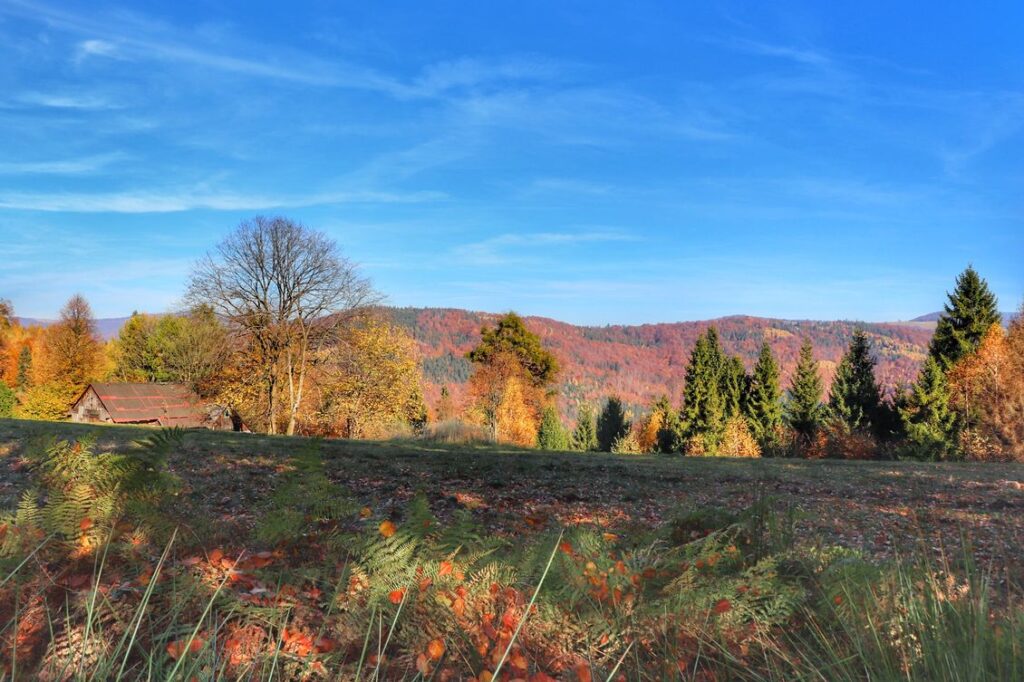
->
[786, 338, 824, 446]
[16, 345, 32, 389]
[899, 356, 958, 460]
[537, 405, 570, 451]
[746, 341, 783, 446]
[828, 330, 883, 431]
[571, 403, 599, 452]
[597, 396, 630, 452]
[929, 266, 1001, 370]
[682, 329, 726, 451]
[721, 355, 747, 419]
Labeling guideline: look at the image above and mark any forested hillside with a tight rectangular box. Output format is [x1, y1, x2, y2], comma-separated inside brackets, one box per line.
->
[390, 308, 934, 414]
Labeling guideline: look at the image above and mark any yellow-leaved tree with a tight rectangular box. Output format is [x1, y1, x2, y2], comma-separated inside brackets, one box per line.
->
[310, 315, 427, 439]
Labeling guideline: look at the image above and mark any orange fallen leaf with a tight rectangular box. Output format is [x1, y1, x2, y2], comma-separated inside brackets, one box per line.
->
[166, 636, 204, 660]
[428, 638, 445, 660]
[438, 560, 453, 577]
[713, 598, 732, 614]
[79, 517, 93, 532]
[575, 663, 592, 682]
[379, 520, 397, 538]
[389, 587, 406, 604]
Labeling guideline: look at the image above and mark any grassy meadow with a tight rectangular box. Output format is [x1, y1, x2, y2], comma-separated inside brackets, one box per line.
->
[1, 418, 1022, 680]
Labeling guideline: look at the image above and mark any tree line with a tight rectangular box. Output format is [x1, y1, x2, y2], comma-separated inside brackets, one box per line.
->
[457, 266, 1023, 461]
[2, 221, 1020, 463]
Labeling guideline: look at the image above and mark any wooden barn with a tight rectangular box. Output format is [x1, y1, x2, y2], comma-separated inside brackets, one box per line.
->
[69, 383, 243, 431]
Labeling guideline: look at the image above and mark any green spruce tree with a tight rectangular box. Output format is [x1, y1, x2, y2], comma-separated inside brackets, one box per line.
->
[899, 356, 958, 460]
[571, 403, 599, 452]
[786, 337, 824, 448]
[746, 341, 783, 448]
[596, 396, 630, 452]
[537, 405, 570, 451]
[16, 345, 32, 389]
[829, 330, 883, 432]
[682, 329, 726, 452]
[721, 355, 747, 418]
[929, 266, 1001, 370]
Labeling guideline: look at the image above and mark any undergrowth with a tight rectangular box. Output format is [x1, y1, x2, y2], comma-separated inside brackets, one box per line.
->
[0, 431, 1020, 680]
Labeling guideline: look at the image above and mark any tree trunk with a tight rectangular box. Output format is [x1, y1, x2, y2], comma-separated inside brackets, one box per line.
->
[267, 371, 278, 435]
[286, 338, 309, 436]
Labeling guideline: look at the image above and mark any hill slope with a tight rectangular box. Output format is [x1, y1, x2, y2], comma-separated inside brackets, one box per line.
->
[390, 308, 934, 414]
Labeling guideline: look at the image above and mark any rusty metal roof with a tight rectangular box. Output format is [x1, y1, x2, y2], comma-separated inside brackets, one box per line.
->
[80, 382, 210, 427]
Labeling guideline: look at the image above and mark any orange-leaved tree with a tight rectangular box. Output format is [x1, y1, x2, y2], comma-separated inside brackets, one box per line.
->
[466, 313, 559, 446]
[947, 313, 1024, 461]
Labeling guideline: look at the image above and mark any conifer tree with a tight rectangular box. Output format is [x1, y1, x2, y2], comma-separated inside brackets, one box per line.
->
[571, 403, 599, 452]
[16, 345, 32, 390]
[537, 405, 570, 451]
[597, 396, 630, 452]
[899, 356, 958, 460]
[786, 337, 824, 446]
[682, 329, 726, 452]
[746, 341, 783, 446]
[721, 355, 747, 418]
[829, 330, 883, 431]
[929, 266, 1001, 370]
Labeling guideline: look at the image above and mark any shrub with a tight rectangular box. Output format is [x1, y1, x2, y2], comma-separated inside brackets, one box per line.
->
[610, 429, 643, 454]
[13, 382, 72, 421]
[421, 419, 492, 445]
[0, 382, 15, 418]
[719, 416, 761, 457]
[822, 423, 879, 460]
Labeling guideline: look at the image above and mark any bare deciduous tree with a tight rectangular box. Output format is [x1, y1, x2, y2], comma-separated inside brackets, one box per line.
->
[187, 216, 378, 434]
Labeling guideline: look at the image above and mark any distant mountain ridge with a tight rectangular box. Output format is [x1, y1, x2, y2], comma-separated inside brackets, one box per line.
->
[16, 317, 130, 340]
[910, 311, 1018, 323]
[388, 307, 937, 414]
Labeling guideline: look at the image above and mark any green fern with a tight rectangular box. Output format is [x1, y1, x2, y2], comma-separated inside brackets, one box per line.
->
[255, 439, 358, 545]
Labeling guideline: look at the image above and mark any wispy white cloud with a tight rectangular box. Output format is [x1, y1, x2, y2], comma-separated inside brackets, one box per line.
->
[2, 1, 564, 100]
[0, 186, 444, 213]
[74, 38, 118, 62]
[0, 152, 127, 175]
[9, 91, 119, 110]
[717, 37, 832, 68]
[453, 230, 638, 265]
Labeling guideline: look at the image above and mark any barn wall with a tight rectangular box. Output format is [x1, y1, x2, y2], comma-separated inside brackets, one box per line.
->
[70, 389, 111, 423]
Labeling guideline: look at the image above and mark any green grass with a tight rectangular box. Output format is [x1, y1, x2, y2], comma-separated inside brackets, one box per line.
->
[0, 418, 1022, 680]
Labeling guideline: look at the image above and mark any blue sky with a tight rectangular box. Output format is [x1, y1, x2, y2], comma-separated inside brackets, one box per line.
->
[0, 1, 1021, 324]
